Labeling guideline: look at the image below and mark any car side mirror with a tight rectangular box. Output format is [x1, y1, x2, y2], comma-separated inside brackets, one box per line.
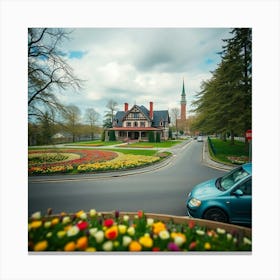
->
[232, 189, 243, 196]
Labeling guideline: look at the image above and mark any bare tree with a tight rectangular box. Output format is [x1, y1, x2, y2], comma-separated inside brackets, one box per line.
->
[85, 108, 100, 140]
[170, 107, 180, 137]
[28, 28, 82, 120]
[62, 105, 81, 142]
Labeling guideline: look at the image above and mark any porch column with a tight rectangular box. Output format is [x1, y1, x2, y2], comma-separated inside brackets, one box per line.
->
[139, 131, 142, 141]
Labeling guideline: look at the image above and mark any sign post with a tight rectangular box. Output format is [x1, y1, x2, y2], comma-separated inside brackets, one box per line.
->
[245, 130, 252, 162]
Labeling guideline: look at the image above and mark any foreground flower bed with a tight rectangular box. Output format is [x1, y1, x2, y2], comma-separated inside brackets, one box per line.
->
[28, 210, 252, 252]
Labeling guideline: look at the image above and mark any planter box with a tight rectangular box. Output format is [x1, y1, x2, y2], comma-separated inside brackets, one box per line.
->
[101, 211, 251, 238]
[28, 210, 252, 252]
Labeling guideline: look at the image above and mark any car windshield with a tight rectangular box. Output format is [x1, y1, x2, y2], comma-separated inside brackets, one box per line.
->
[218, 166, 249, 191]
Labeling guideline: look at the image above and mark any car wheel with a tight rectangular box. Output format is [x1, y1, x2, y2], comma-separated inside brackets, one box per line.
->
[203, 207, 228, 223]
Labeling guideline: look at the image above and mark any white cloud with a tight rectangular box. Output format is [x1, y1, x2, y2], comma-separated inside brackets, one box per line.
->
[59, 28, 232, 121]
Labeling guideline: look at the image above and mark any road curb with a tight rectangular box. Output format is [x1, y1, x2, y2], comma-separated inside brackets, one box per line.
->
[202, 139, 237, 171]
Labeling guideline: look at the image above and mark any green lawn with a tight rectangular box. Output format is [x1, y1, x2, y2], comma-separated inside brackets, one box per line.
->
[118, 140, 183, 149]
[105, 148, 157, 156]
[209, 138, 249, 164]
[65, 141, 122, 146]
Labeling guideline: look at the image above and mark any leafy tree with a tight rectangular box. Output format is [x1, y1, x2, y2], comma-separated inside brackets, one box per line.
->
[192, 28, 252, 144]
[222, 28, 252, 138]
[28, 28, 82, 121]
[103, 118, 113, 129]
[104, 99, 118, 128]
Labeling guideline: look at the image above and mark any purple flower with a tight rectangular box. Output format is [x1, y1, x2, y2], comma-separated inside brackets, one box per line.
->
[167, 242, 180, 251]
[115, 210, 120, 219]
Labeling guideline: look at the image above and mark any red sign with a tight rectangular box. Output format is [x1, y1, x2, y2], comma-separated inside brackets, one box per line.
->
[245, 130, 252, 140]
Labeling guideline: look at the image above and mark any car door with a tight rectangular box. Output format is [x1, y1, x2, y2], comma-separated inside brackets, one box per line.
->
[228, 178, 252, 224]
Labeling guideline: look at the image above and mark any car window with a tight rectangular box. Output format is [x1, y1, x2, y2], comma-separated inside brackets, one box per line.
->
[237, 179, 252, 195]
[220, 166, 249, 191]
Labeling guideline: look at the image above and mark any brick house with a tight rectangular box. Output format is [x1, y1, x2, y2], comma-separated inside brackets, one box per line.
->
[105, 102, 170, 141]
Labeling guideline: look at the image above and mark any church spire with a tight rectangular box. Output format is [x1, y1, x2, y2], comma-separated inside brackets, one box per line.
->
[181, 78, 186, 105]
[180, 78, 187, 120]
[182, 78, 185, 95]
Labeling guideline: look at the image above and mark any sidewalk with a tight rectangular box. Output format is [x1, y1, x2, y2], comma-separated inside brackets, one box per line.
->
[202, 139, 237, 171]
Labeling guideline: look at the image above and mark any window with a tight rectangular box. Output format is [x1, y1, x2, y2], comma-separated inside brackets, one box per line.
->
[127, 122, 131, 127]
[219, 166, 249, 191]
[134, 122, 138, 127]
[134, 113, 139, 119]
[238, 179, 252, 195]
[140, 122, 145, 127]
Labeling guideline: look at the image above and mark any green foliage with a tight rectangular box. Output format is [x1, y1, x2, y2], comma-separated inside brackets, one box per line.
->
[101, 131, 105, 141]
[192, 28, 252, 141]
[107, 149, 158, 156]
[123, 140, 182, 148]
[156, 132, 161, 143]
[109, 130, 116, 141]
[208, 138, 249, 164]
[148, 131, 155, 143]
[29, 153, 68, 164]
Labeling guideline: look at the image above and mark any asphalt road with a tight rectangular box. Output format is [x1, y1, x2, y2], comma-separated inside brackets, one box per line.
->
[28, 140, 226, 216]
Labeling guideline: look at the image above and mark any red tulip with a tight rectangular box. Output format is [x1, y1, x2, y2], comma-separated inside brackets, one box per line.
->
[188, 220, 195, 229]
[138, 210, 143, 218]
[104, 218, 114, 228]
[77, 221, 88, 230]
[189, 241, 197, 250]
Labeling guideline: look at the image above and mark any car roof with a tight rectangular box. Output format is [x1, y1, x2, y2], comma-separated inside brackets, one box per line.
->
[242, 163, 252, 175]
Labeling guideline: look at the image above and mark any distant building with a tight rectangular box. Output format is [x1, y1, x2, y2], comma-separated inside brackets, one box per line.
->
[176, 79, 189, 135]
[105, 102, 170, 141]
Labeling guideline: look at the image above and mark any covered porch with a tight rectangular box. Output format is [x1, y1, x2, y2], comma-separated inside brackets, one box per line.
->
[105, 127, 162, 142]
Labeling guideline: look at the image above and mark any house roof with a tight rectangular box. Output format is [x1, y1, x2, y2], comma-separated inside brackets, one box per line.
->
[114, 105, 169, 128]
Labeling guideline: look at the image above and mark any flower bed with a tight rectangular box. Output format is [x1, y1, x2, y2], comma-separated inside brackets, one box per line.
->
[28, 149, 118, 175]
[28, 149, 163, 175]
[77, 154, 160, 172]
[227, 156, 249, 164]
[28, 210, 252, 252]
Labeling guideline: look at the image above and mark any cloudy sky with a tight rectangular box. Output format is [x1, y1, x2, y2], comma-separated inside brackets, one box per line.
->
[56, 28, 233, 124]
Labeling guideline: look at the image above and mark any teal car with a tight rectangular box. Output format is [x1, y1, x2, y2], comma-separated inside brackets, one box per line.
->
[186, 163, 252, 225]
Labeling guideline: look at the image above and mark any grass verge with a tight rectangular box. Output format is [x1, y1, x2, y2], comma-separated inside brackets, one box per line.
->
[208, 138, 249, 164]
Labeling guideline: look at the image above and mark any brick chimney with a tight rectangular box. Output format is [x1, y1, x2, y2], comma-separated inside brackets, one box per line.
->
[124, 103, 128, 112]
[149, 101, 153, 119]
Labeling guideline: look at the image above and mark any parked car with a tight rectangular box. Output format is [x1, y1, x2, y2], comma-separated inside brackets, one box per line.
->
[197, 136, 203, 142]
[186, 163, 252, 225]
